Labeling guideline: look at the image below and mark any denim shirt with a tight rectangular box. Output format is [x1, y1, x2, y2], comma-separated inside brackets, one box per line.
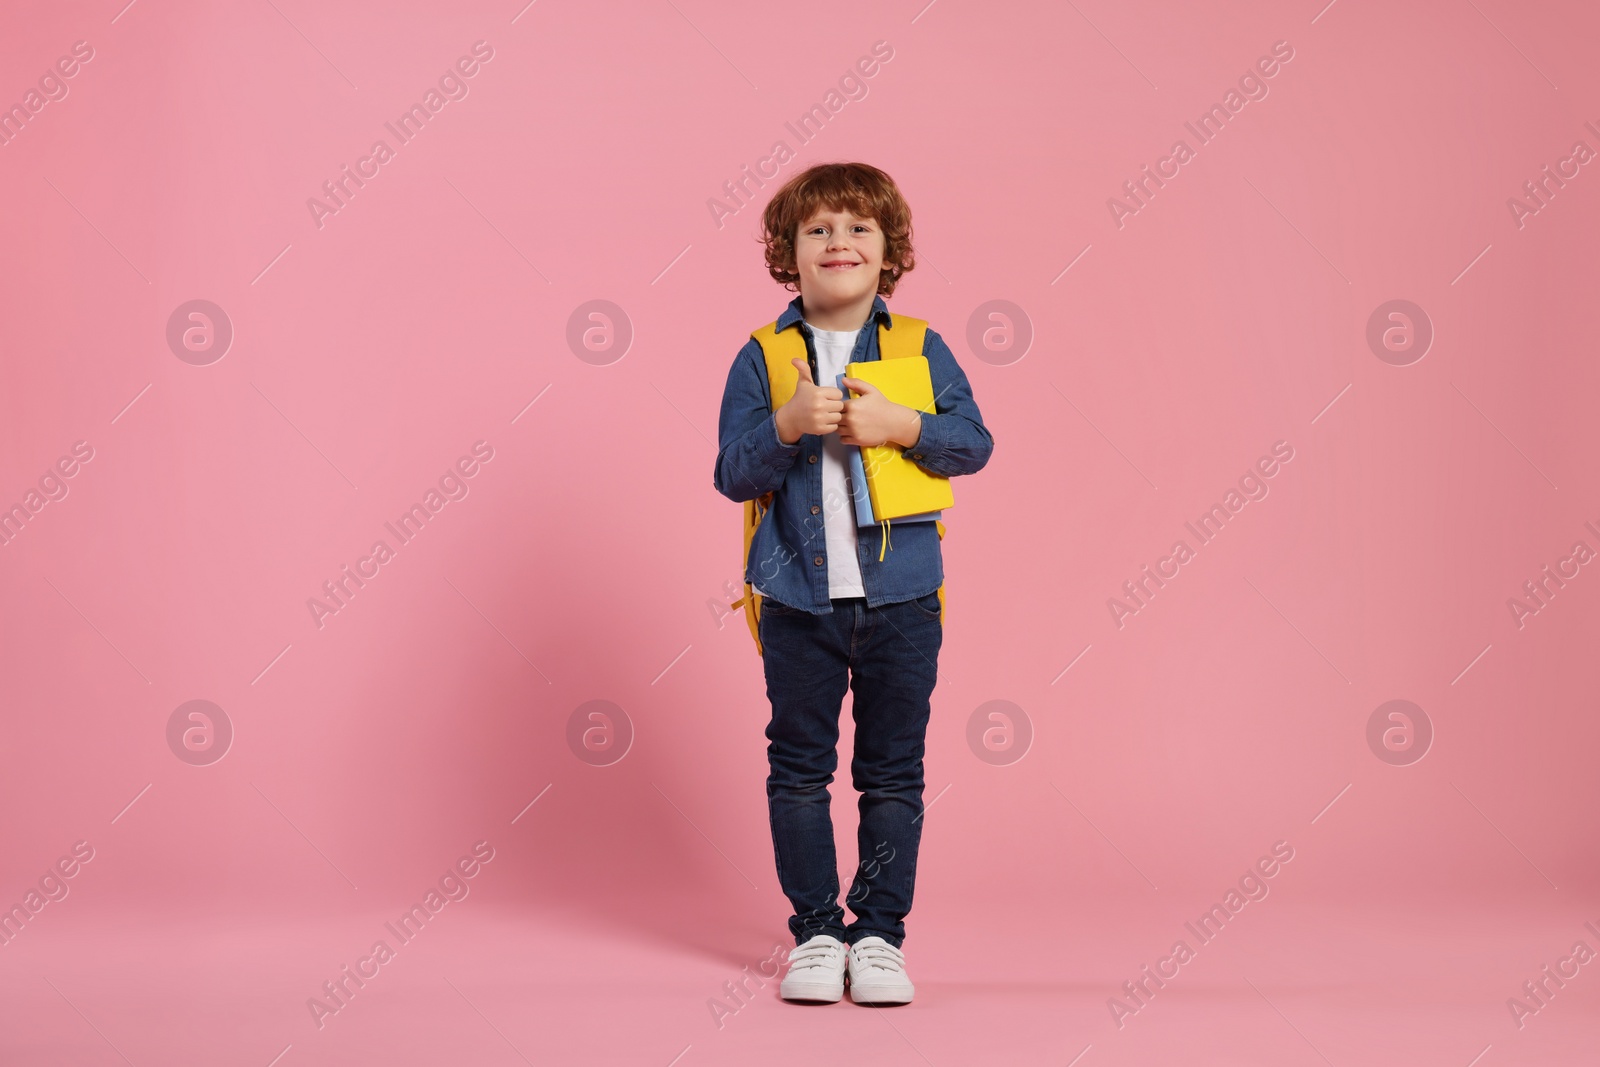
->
[713, 294, 994, 614]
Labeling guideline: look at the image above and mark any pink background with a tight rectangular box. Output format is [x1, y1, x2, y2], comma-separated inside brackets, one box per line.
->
[2, 0, 1598, 1062]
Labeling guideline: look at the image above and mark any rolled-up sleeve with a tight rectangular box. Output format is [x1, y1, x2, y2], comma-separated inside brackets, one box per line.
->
[901, 328, 994, 478]
[713, 340, 803, 502]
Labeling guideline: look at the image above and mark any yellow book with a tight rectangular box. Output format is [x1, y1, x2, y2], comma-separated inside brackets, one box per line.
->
[845, 354, 955, 522]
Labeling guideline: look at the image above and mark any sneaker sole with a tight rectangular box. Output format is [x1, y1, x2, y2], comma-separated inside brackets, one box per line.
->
[780, 982, 844, 1003]
[847, 985, 914, 1005]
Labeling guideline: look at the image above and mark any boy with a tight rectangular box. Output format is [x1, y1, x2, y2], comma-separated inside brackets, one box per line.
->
[712, 162, 994, 1005]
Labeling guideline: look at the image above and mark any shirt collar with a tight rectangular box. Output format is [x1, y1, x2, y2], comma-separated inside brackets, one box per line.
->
[776, 293, 891, 333]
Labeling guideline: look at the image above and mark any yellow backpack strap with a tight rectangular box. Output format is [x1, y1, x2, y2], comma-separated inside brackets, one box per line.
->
[752, 320, 808, 409]
[733, 320, 806, 658]
[878, 313, 928, 363]
[737, 492, 772, 655]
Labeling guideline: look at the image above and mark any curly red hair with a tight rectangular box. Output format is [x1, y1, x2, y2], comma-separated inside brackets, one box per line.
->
[758, 162, 916, 296]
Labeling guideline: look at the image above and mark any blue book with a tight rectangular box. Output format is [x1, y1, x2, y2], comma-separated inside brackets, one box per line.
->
[837, 371, 941, 529]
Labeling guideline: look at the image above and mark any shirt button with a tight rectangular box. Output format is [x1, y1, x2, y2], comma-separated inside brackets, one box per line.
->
[911, 453, 923, 460]
[813, 556, 824, 566]
[810, 505, 820, 514]
[808, 454, 818, 463]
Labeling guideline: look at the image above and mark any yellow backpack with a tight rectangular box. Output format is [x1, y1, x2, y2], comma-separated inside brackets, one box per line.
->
[729, 312, 945, 655]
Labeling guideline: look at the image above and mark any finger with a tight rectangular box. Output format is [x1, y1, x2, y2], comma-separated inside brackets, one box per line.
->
[840, 377, 875, 394]
[821, 387, 843, 401]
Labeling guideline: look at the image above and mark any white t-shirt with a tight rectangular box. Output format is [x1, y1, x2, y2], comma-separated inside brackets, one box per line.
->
[756, 325, 865, 602]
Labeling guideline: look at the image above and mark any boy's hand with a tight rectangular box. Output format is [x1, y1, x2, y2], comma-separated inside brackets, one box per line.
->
[838, 376, 924, 450]
[775, 357, 844, 443]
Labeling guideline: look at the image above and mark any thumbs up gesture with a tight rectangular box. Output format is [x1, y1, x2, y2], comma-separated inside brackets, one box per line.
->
[775, 357, 845, 444]
[838, 375, 924, 450]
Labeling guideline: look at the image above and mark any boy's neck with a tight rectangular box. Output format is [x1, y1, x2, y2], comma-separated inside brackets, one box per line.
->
[800, 290, 876, 332]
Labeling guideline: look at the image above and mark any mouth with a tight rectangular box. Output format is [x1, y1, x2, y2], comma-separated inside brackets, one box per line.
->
[820, 261, 860, 271]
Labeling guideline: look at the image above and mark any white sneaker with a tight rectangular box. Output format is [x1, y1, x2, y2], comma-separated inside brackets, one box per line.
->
[779, 934, 848, 1002]
[846, 936, 915, 1005]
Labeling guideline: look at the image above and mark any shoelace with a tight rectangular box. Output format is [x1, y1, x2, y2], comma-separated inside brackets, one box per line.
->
[851, 942, 905, 974]
[788, 940, 845, 973]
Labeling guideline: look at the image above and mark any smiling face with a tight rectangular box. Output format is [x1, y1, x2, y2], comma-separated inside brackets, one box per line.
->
[789, 207, 887, 328]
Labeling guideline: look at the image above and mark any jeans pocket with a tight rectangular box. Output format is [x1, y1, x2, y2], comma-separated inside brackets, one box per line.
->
[760, 595, 803, 617]
[910, 590, 942, 619]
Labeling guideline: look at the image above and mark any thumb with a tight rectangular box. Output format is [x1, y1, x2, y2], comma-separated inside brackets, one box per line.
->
[840, 376, 877, 395]
[791, 356, 814, 385]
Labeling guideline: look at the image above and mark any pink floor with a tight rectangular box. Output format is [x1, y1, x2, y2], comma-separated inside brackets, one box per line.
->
[4, 893, 1597, 1063]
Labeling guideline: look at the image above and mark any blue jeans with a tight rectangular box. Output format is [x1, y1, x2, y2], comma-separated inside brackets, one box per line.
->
[758, 590, 943, 949]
